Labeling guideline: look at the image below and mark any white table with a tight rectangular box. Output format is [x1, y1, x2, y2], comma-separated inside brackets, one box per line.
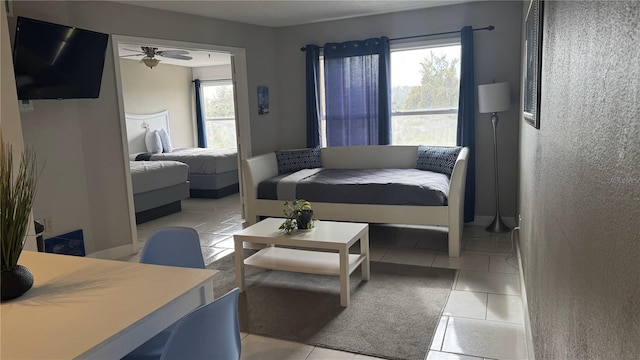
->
[233, 218, 369, 307]
[0, 251, 217, 359]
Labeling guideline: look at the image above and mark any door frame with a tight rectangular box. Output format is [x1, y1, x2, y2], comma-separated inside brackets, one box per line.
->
[111, 34, 252, 249]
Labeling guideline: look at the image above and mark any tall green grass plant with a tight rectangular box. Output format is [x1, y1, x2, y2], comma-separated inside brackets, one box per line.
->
[1, 137, 38, 271]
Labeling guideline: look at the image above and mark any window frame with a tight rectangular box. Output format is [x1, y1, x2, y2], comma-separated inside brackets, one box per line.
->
[389, 38, 461, 146]
[200, 79, 237, 149]
[389, 38, 461, 118]
[201, 79, 235, 122]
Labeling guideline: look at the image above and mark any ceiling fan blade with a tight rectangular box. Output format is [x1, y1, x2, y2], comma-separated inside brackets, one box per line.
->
[156, 50, 189, 57]
[161, 54, 193, 60]
[120, 54, 143, 58]
[123, 48, 143, 53]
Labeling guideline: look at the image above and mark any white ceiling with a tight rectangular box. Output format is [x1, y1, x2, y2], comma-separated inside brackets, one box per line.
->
[113, 0, 474, 28]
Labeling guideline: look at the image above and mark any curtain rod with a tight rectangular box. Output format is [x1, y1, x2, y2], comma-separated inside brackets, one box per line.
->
[299, 25, 494, 51]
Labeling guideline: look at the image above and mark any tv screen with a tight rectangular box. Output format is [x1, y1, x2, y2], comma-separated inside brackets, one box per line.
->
[12, 17, 109, 100]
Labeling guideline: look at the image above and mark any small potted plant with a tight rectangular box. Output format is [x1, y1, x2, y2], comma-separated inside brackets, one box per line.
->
[279, 199, 314, 234]
[1, 137, 38, 301]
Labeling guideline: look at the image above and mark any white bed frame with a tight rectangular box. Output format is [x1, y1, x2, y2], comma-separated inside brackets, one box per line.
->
[243, 146, 469, 258]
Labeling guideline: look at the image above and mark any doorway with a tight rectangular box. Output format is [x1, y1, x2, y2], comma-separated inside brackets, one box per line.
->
[111, 35, 252, 250]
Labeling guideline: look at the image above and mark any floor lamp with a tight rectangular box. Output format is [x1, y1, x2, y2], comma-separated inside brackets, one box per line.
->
[478, 82, 511, 233]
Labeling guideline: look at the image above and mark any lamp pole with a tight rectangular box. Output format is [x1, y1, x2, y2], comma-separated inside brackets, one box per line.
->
[486, 112, 509, 233]
[478, 81, 511, 233]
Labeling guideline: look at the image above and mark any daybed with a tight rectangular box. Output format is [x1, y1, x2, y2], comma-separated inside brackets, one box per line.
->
[243, 145, 469, 257]
[130, 160, 190, 224]
[126, 110, 239, 199]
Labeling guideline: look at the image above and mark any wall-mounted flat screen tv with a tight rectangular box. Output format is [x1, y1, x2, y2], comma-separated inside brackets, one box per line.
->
[12, 17, 109, 100]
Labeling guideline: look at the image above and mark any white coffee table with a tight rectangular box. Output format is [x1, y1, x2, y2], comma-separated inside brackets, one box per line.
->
[233, 218, 370, 307]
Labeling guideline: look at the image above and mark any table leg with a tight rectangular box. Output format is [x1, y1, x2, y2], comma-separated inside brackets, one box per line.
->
[202, 280, 215, 303]
[234, 237, 245, 292]
[361, 230, 370, 281]
[339, 248, 350, 307]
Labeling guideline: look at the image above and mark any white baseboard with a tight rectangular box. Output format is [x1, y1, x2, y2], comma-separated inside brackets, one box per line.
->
[470, 215, 517, 228]
[87, 244, 136, 260]
[515, 230, 535, 360]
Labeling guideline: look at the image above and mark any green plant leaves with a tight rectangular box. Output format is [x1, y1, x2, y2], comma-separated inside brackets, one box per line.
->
[1, 139, 38, 271]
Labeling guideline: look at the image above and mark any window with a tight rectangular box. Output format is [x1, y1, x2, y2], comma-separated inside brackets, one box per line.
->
[318, 59, 327, 147]
[201, 80, 237, 150]
[318, 40, 460, 146]
[391, 42, 460, 146]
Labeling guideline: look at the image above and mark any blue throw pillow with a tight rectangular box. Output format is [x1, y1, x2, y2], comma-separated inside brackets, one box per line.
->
[275, 147, 321, 174]
[416, 145, 462, 177]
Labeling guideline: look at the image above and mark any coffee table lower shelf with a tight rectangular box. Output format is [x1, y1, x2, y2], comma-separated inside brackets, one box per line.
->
[244, 247, 366, 276]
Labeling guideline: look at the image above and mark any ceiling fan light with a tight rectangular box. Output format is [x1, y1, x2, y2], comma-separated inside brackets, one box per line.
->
[142, 57, 160, 69]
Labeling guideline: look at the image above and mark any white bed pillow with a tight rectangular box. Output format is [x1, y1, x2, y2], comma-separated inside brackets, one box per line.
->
[145, 130, 163, 154]
[157, 128, 174, 153]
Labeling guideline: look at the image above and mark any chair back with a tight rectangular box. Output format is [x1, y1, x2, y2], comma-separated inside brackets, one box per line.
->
[140, 227, 205, 269]
[123, 227, 206, 360]
[160, 288, 241, 360]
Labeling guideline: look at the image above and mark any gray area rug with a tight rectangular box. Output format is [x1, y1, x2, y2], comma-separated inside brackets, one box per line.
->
[209, 250, 456, 360]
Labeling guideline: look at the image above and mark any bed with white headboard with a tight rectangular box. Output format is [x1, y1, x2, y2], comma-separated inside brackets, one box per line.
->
[126, 110, 239, 199]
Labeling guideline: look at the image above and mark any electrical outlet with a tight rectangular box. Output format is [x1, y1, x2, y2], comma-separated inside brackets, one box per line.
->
[44, 217, 53, 232]
[19, 99, 33, 112]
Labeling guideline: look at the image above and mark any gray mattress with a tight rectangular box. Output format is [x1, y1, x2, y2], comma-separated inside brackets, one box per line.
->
[130, 161, 189, 194]
[257, 168, 450, 206]
[148, 148, 238, 174]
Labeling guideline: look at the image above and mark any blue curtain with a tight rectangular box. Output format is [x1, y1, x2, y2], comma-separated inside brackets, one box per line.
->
[193, 79, 207, 148]
[456, 26, 475, 222]
[378, 38, 391, 145]
[323, 37, 391, 146]
[305, 45, 321, 148]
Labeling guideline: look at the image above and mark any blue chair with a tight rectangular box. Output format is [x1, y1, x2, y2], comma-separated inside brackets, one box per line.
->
[122, 227, 207, 360]
[139, 227, 205, 269]
[123, 289, 241, 360]
[160, 288, 241, 360]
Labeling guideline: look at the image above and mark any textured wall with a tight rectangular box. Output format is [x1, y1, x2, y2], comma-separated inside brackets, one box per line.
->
[519, 1, 640, 358]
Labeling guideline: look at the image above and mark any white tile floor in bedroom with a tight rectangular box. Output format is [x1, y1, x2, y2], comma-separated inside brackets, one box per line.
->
[127, 194, 528, 360]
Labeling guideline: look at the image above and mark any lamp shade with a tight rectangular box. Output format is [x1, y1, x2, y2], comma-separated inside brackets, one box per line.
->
[478, 82, 510, 113]
[142, 57, 160, 69]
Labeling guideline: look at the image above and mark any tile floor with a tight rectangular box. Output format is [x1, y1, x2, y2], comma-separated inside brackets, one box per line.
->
[124, 194, 528, 360]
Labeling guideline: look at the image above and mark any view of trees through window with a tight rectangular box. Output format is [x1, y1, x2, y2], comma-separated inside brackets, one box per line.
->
[318, 42, 460, 146]
[202, 81, 237, 150]
[391, 44, 461, 146]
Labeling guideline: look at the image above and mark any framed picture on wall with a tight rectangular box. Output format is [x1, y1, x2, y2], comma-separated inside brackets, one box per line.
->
[257, 86, 269, 115]
[523, 0, 544, 129]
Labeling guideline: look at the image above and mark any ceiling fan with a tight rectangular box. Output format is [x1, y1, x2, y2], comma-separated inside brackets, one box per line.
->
[122, 46, 193, 69]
